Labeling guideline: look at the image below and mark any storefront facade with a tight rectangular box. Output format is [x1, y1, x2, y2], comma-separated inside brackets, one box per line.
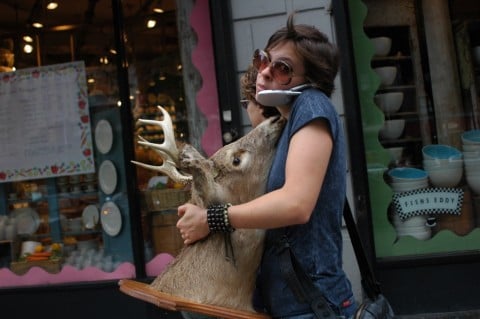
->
[1, 0, 480, 318]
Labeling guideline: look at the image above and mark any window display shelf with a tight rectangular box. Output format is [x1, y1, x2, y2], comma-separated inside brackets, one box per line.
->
[367, 26, 427, 169]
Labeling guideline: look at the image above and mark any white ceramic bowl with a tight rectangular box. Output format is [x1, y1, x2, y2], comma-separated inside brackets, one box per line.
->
[371, 37, 392, 57]
[426, 166, 463, 188]
[390, 176, 429, 184]
[20, 241, 41, 256]
[374, 66, 397, 86]
[379, 119, 405, 140]
[464, 159, 480, 176]
[374, 92, 404, 114]
[462, 151, 480, 159]
[396, 228, 431, 240]
[422, 158, 463, 169]
[392, 214, 427, 228]
[388, 167, 428, 182]
[462, 144, 480, 152]
[461, 129, 480, 144]
[422, 144, 463, 160]
[465, 167, 480, 177]
[390, 180, 428, 192]
[466, 172, 480, 195]
[464, 157, 480, 168]
[395, 224, 430, 233]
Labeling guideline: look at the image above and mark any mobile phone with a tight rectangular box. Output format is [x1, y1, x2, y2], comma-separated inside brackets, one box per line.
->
[257, 84, 312, 106]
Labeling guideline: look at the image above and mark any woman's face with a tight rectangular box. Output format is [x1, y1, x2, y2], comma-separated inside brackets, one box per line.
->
[255, 41, 307, 95]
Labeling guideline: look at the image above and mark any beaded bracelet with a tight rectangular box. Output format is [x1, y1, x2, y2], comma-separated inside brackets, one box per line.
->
[206, 203, 235, 233]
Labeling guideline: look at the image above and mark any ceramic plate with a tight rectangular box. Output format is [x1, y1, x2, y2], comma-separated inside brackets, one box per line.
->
[13, 207, 40, 235]
[82, 204, 99, 229]
[100, 201, 122, 236]
[98, 160, 117, 195]
[94, 119, 113, 154]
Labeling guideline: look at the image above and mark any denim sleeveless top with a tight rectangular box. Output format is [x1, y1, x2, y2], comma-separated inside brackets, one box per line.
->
[257, 89, 354, 317]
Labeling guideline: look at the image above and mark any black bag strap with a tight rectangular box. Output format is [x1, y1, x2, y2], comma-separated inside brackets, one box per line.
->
[275, 234, 337, 319]
[273, 198, 382, 318]
[342, 198, 382, 299]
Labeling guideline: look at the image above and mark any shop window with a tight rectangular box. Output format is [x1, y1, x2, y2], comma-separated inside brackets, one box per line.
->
[0, 0, 189, 287]
[353, 0, 480, 261]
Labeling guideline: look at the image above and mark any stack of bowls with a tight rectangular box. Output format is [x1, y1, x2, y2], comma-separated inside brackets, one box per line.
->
[387, 167, 429, 193]
[422, 144, 463, 188]
[462, 130, 480, 194]
[387, 167, 431, 240]
[391, 213, 431, 240]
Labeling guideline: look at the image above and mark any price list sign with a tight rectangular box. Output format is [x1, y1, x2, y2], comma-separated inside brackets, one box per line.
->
[0, 61, 94, 182]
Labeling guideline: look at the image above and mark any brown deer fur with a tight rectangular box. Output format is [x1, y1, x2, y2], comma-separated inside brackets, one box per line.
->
[147, 115, 285, 312]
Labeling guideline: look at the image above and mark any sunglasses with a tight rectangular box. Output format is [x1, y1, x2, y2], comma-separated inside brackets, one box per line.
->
[253, 49, 297, 85]
[240, 99, 249, 109]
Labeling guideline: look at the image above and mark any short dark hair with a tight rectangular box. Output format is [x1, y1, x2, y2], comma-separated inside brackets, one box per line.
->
[265, 13, 340, 97]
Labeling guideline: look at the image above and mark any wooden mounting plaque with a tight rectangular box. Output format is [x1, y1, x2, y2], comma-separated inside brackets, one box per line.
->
[118, 279, 271, 319]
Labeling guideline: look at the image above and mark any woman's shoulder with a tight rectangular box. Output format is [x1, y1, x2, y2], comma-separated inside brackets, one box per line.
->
[289, 88, 341, 135]
[292, 88, 337, 119]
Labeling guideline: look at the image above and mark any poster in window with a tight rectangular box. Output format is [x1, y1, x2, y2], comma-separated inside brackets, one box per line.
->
[0, 61, 94, 182]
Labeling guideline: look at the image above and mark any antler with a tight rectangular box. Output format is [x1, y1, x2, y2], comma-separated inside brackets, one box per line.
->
[131, 106, 192, 184]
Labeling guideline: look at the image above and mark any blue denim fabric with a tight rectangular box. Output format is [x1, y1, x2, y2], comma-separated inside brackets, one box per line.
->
[272, 295, 356, 319]
[258, 89, 355, 318]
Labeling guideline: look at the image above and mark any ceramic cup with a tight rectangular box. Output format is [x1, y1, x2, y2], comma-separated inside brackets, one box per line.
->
[21, 241, 41, 256]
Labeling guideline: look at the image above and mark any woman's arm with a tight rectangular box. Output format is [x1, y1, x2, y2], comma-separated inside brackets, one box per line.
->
[177, 118, 333, 245]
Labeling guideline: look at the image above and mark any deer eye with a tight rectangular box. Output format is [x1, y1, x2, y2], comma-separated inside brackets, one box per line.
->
[232, 157, 241, 166]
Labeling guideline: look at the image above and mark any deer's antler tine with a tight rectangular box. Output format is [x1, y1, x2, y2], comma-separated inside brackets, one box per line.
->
[157, 106, 178, 159]
[131, 160, 192, 184]
[136, 107, 179, 162]
[137, 138, 173, 161]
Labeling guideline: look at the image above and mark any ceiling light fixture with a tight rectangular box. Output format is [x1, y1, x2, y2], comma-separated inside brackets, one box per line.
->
[146, 19, 156, 28]
[46, 1, 58, 10]
[23, 35, 34, 43]
[30, 1, 45, 29]
[153, 0, 164, 13]
[23, 44, 34, 54]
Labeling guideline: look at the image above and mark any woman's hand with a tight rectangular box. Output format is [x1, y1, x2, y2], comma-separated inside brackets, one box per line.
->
[177, 203, 210, 245]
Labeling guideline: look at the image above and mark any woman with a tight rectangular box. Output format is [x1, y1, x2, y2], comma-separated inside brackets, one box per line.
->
[177, 14, 356, 318]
